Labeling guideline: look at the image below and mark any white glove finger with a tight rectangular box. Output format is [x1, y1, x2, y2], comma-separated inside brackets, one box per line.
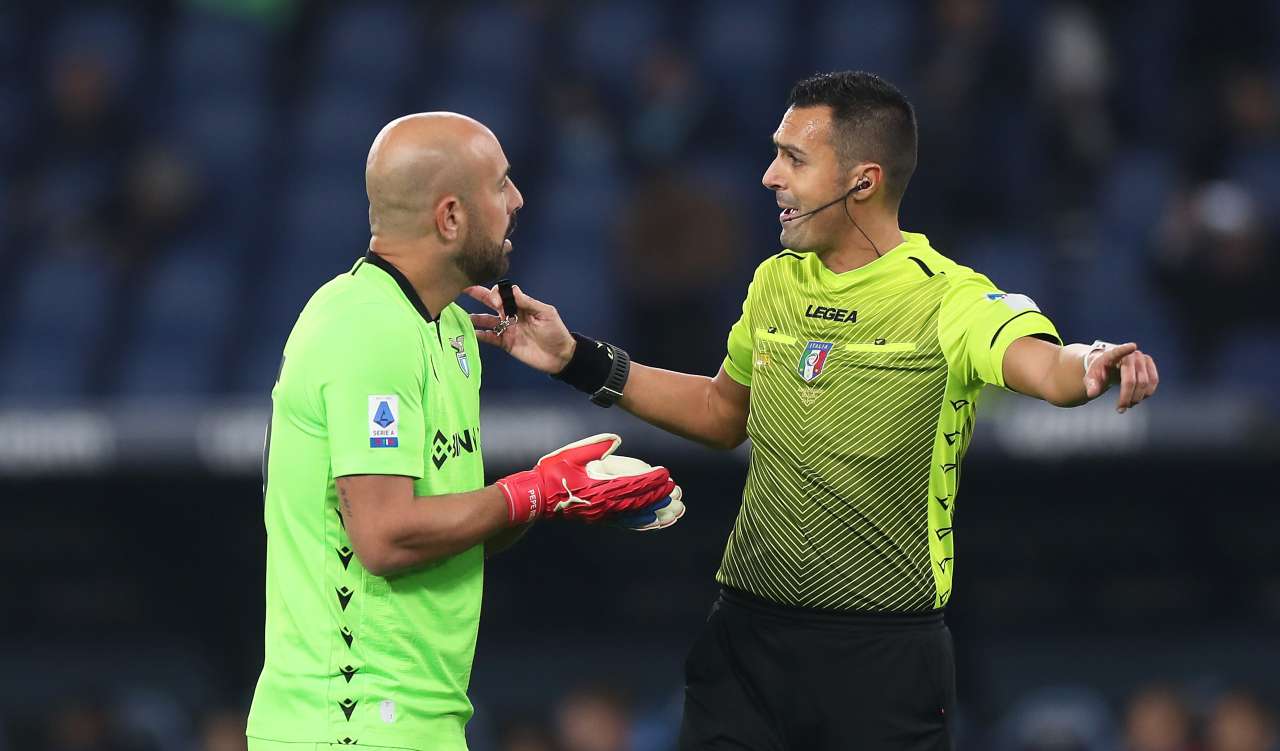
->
[623, 486, 685, 532]
[538, 433, 622, 464]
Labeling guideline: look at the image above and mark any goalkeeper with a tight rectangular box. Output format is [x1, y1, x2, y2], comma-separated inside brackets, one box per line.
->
[246, 113, 682, 751]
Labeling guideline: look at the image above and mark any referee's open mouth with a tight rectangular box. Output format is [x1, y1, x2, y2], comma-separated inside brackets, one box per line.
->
[777, 196, 801, 223]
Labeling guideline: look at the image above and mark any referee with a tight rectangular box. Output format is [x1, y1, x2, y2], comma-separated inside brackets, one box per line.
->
[246, 112, 679, 751]
[470, 71, 1159, 750]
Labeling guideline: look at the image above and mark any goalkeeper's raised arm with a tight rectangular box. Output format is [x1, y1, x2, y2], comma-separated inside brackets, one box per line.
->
[338, 432, 680, 575]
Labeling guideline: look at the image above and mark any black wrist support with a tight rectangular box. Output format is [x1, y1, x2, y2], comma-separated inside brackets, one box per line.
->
[553, 333, 631, 408]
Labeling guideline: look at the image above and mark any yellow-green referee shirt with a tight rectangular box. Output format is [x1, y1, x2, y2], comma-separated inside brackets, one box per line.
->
[720, 232, 1061, 612]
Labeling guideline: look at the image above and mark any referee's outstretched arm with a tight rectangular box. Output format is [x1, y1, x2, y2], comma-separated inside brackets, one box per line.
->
[468, 284, 750, 450]
[1001, 338, 1157, 412]
[468, 283, 1159, 446]
[610, 363, 750, 449]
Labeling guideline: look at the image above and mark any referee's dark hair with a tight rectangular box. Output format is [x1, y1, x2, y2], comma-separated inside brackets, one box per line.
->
[787, 71, 918, 207]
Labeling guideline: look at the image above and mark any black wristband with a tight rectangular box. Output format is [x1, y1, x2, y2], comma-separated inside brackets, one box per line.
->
[553, 333, 631, 408]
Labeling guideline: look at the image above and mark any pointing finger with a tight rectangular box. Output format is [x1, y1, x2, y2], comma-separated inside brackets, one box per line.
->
[1087, 342, 1138, 398]
[1102, 342, 1138, 368]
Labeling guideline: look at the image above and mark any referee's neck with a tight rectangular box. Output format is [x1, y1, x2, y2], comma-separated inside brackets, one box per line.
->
[819, 214, 906, 275]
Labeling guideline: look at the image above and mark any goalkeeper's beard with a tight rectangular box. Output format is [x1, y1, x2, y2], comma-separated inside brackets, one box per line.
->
[455, 214, 515, 285]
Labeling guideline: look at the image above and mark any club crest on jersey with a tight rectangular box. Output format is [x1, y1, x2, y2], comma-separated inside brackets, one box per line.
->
[797, 340, 834, 383]
[450, 335, 470, 377]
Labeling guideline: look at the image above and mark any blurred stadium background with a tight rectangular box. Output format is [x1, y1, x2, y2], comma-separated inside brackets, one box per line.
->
[2, 0, 1279, 749]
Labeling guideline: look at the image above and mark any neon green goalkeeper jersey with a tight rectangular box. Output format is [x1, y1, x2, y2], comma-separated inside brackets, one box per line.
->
[720, 232, 1060, 612]
[248, 252, 485, 750]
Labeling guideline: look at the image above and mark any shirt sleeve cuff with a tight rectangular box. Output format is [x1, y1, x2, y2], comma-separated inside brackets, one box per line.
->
[332, 455, 425, 479]
[722, 355, 752, 387]
[987, 311, 1062, 389]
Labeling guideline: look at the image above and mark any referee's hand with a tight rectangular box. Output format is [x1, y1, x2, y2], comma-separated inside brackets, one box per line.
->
[1084, 342, 1159, 413]
[466, 284, 576, 375]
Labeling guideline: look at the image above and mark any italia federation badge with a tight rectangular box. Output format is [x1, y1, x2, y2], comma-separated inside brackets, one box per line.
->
[798, 340, 834, 383]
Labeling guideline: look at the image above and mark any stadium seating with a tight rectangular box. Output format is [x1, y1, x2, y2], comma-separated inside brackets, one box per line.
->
[167, 9, 273, 102]
[0, 254, 113, 397]
[113, 235, 237, 396]
[314, 2, 417, 96]
[811, 0, 914, 86]
[0, 1, 1269, 407]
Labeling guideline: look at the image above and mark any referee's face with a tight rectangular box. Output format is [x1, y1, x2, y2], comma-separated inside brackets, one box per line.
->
[764, 106, 849, 254]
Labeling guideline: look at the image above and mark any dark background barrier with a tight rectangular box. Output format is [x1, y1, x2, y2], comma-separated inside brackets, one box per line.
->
[5, 447, 1277, 750]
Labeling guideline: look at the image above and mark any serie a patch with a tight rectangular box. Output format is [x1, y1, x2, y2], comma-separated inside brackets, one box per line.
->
[368, 395, 399, 448]
[986, 291, 1041, 312]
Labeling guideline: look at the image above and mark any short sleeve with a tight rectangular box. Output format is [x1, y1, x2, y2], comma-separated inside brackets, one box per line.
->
[322, 315, 427, 478]
[722, 277, 756, 387]
[938, 271, 1062, 389]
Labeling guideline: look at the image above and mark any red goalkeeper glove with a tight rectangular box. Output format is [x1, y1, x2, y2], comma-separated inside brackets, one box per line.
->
[495, 433, 677, 525]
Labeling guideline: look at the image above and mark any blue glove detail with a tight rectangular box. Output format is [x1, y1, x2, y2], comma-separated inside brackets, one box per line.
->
[611, 497, 671, 529]
[609, 489, 684, 532]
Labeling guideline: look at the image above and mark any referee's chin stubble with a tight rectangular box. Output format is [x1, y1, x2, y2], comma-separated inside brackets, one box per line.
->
[780, 220, 807, 251]
[780, 215, 828, 254]
[779, 212, 805, 248]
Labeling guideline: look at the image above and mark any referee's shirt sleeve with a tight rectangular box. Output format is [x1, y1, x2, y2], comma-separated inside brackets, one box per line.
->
[938, 271, 1062, 389]
[722, 276, 756, 387]
[321, 313, 427, 478]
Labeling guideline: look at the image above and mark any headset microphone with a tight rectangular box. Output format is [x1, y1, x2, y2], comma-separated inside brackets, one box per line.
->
[781, 179, 872, 223]
[781, 187, 856, 223]
[780, 177, 883, 257]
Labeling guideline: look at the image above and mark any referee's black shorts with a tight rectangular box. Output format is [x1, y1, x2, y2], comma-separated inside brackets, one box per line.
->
[679, 587, 956, 751]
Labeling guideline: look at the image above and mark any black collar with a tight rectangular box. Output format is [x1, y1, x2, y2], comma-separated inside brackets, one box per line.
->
[360, 250, 436, 323]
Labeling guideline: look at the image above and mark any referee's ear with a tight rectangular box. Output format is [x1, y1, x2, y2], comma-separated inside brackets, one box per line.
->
[436, 195, 464, 242]
[848, 163, 883, 202]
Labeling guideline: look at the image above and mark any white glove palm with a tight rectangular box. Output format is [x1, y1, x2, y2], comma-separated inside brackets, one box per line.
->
[593, 455, 686, 532]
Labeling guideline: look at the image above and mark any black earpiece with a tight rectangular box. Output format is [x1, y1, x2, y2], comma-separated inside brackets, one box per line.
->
[854, 177, 872, 192]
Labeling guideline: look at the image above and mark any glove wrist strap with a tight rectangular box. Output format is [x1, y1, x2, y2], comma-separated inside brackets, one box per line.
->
[553, 333, 631, 408]
[495, 470, 543, 525]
